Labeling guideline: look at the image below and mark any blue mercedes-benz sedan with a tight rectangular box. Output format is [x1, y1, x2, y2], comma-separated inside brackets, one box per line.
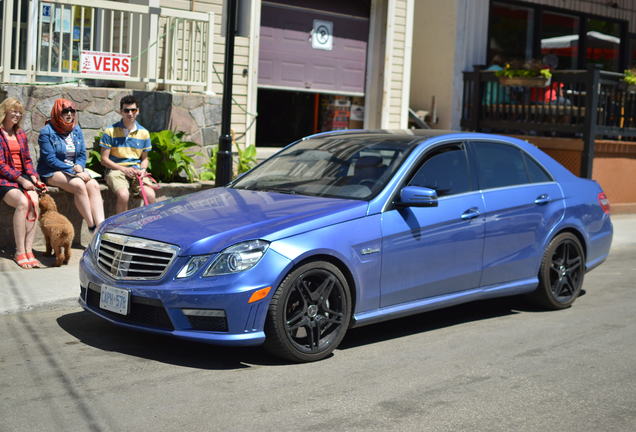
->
[79, 130, 613, 362]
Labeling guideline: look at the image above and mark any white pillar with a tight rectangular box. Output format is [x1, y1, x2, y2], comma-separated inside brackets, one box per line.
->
[146, 0, 160, 90]
[2, 0, 15, 82]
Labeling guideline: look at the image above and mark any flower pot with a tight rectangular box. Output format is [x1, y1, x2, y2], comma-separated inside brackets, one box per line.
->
[498, 76, 551, 88]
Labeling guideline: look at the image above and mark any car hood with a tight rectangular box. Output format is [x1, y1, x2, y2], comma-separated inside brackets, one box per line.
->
[102, 187, 369, 255]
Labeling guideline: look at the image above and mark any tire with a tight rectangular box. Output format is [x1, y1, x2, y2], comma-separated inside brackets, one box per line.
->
[264, 261, 352, 362]
[532, 232, 585, 309]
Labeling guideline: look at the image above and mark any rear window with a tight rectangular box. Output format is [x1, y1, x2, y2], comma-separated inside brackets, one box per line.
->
[471, 141, 551, 189]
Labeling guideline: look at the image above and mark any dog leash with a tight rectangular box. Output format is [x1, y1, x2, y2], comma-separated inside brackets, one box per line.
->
[23, 191, 38, 222]
[135, 171, 159, 205]
[23, 181, 48, 222]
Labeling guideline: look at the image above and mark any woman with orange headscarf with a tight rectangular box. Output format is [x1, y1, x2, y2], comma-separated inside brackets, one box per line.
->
[37, 98, 104, 232]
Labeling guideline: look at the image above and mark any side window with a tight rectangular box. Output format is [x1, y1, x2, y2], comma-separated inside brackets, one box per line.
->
[524, 153, 553, 183]
[408, 144, 471, 197]
[472, 141, 528, 189]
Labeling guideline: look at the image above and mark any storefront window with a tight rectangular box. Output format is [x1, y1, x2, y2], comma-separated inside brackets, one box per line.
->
[488, 1, 627, 72]
[540, 12, 580, 70]
[586, 18, 621, 71]
[629, 35, 636, 68]
[488, 2, 534, 64]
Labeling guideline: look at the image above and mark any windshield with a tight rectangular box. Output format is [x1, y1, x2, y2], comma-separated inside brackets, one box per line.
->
[232, 136, 413, 200]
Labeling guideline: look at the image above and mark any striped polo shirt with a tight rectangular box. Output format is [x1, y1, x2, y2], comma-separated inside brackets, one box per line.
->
[100, 120, 151, 168]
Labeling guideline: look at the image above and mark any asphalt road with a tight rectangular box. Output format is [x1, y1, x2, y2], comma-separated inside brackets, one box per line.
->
[1, 244, 635, 431]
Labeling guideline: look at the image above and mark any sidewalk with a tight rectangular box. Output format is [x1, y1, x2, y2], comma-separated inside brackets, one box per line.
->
[1, 215, 634, 315]
[0, 246, 85, 314]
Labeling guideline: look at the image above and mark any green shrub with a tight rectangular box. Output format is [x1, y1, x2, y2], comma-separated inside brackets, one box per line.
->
[236, 142, 257, 175]
[199, 145, 218, 181]
[198, 141, 258, 182]
[148, 130, 199, 183]
[85, 132, 105, 176]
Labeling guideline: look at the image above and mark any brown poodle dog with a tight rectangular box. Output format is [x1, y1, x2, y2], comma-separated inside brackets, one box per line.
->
[38, 194, 75, 266]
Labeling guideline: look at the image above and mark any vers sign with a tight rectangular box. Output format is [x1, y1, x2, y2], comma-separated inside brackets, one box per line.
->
[81, 51, 131, 76]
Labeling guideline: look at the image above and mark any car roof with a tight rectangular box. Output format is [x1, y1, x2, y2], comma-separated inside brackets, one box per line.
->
[302, 129, 529, 150]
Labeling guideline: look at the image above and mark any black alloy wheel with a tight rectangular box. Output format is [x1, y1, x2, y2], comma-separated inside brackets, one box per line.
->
[533, 232, 585, 309]
[264, 261, 351, 362]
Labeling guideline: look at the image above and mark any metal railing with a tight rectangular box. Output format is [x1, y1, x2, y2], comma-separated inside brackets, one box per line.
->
[461, 65, 636, 177]
[1, 0, 215, 91]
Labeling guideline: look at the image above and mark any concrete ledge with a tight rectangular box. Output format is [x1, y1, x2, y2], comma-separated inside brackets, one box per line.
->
[0, 181, 216, 250]
[611, 203, 636, 215]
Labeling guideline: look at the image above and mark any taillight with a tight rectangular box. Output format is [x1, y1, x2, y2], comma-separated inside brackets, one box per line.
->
[598, 192, 610, 214]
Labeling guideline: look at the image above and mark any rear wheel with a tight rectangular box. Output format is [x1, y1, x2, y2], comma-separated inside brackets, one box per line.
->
[264, 261, 351, 362]
[532, 233, 585, 309]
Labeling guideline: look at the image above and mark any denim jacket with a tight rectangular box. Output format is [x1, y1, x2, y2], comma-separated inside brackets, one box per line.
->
[37, 123, 86, 178]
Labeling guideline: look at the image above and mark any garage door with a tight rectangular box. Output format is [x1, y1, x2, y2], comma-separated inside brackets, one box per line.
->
[258, 1, 370, 95]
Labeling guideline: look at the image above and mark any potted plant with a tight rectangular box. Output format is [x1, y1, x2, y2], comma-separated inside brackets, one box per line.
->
[623, 69, 636, 92]
[496, 59, 552, 87]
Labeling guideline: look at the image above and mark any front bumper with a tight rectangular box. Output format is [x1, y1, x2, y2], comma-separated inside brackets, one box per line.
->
[78, 248, 292, 346]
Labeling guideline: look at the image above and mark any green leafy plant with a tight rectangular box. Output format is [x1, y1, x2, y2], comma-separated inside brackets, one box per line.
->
[198, 139, 258, 182]
[86, 149, 104, 175]
[236, 142, 257, 175]
[148, 130, 199, 183]
[199, 145, 218, 181]
[624, 69, 636, 86]
[85, 132, 105, 176]
[496, 59, 552, 80]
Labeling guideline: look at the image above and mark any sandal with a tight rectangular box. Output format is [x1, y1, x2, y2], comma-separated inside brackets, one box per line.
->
[26, 252, 44, 268]
[14, 253, 32, 269]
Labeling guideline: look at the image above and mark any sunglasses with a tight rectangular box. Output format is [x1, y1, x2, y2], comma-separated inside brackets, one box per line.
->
[61, 108, 77, 114]
[122, 108, 138, 113]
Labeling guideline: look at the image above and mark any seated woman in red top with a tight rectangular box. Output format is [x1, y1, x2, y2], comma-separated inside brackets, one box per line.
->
[0, 98, 43, 269]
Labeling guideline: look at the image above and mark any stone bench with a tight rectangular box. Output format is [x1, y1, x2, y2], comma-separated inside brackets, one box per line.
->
[0, 181, 215, 250]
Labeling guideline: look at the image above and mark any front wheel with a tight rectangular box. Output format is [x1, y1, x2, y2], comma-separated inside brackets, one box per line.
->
[264, 261, 351, 362]
[532, 232, 585, 309]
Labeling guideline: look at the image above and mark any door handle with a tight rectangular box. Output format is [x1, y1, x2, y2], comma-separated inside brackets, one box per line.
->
[461, 207, 480, 220]
[534, 194, 550, 205]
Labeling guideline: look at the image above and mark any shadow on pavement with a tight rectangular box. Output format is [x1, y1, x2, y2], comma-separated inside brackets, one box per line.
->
[56, 310, 288, 369]
[56, 295, 555, 366]
[339, 296, 542, 350]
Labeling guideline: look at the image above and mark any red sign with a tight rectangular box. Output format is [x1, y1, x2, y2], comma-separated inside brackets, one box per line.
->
[81, 51, 131, 76]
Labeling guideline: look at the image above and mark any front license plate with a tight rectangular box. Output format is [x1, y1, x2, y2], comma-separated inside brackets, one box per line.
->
[99, 285, 130, 315]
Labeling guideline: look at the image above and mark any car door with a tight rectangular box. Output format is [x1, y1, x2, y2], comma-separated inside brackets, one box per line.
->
[468, 140, 565, 288]
[380, 143, 486, 307]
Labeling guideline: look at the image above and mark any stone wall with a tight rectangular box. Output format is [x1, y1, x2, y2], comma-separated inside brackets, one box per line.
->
[0, 84, 224, 253]
[0, 182, 216, 252]
[0, 85, 222, 163]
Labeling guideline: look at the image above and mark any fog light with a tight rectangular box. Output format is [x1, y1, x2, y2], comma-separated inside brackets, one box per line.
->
[182, 309, 226, 317]
[183, 309, 227, 332]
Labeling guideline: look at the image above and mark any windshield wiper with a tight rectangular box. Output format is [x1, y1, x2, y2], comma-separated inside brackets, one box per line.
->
[257, 187, 297, 195]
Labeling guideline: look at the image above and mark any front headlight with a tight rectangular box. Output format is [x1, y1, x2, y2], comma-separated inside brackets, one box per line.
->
[176, 255, 211, 278]
[203, 240, 269, 276]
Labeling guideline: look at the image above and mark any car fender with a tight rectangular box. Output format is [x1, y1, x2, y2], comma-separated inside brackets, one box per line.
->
[268, 214, 383, 314]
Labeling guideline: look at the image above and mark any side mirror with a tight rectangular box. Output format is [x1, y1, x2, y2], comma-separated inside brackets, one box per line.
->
[396, 186, 438, 207]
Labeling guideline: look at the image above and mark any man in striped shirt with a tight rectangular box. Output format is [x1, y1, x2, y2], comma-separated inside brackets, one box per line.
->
[100, 95, 155, 214]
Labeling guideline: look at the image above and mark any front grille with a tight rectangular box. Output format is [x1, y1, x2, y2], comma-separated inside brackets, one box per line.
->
[86, 283, 174, 331]
[96, 233, 179, 280]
